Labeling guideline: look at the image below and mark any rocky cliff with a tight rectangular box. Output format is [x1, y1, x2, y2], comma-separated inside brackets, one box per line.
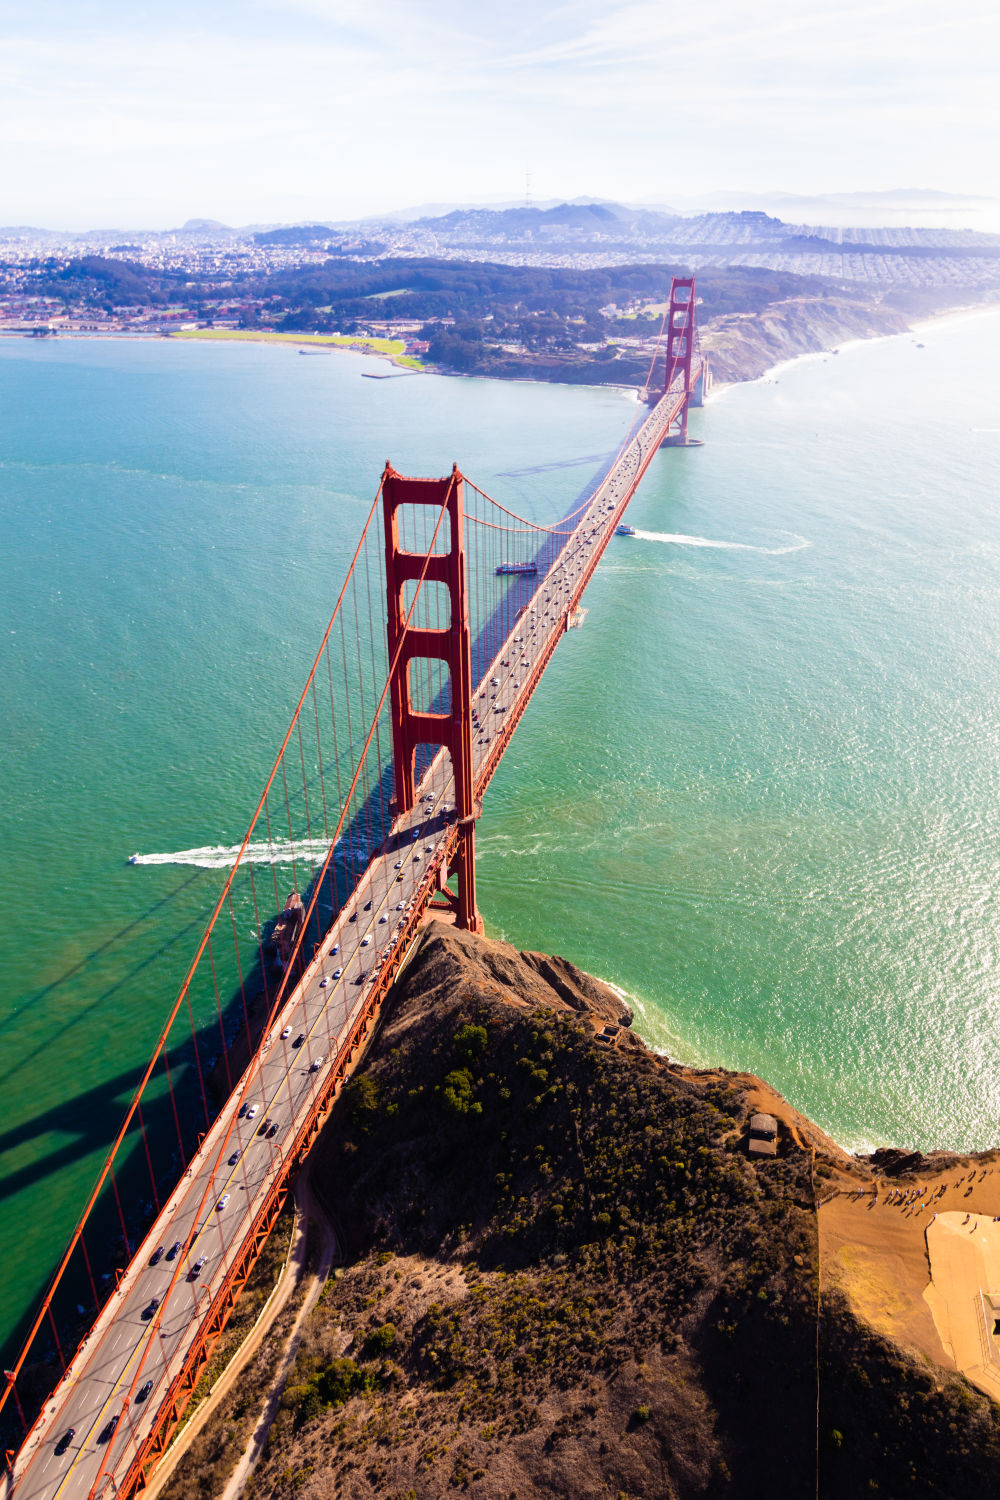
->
[702, 293, 912, 385]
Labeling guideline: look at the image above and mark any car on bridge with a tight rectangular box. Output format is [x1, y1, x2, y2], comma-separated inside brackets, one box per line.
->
[149, 1245, 164, 1266]
[166, 1240, 182, 1261]
[98, 1415, 119, 1444]
[54, 1429, 74, 1456]
[136, 1380, 154, 1404]
[141, 1298, 160, 1321]
[217, 1194, 230, 1211]
[188, 1257, 205, 1281]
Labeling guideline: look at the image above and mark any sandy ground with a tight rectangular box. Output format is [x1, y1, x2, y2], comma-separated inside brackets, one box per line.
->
[819, 1154, 1000, 1396]
[924, 1214, 1000, 1401]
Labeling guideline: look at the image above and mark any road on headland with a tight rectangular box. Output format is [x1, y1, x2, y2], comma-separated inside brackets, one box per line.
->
[10, 381, 689, 1500]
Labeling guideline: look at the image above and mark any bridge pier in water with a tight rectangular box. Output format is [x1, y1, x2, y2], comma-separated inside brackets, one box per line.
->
[381, 462, 483, 935]
[2, 279, 713, 1497]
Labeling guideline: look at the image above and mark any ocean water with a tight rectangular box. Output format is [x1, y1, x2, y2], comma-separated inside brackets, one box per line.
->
[2, 315, 1000, 1354]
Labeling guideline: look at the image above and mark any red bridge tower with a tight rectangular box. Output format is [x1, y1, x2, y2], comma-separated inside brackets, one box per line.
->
[382, 464, 483, 933]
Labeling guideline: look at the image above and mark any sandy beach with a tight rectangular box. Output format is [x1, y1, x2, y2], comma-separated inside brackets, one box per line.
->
[820, 1153, 1000, 1399]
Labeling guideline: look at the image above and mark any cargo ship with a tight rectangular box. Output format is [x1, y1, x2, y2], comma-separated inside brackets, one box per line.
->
[495, 562, 538, 576]
[272, 892, 305, 968]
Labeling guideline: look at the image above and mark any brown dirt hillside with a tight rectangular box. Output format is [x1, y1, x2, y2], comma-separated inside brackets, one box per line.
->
[222, 923, 1000, 1500]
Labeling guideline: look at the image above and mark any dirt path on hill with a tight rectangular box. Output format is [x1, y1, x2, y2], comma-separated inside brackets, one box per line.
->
[142, 1169, 336, 1500]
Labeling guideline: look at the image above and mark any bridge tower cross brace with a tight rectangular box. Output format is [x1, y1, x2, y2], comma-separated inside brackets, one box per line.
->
[382, 464, 483, 934]
[663, 275, 695, 444]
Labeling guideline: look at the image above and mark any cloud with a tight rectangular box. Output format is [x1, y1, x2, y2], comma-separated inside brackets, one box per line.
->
[1, 0, 997, 224]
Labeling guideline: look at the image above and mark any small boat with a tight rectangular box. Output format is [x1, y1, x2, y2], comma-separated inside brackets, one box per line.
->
[495, 562, 538, 576]
[128, 853, 140, 865]
[298, 348, 330, 356]
[615, 524, 636, 537]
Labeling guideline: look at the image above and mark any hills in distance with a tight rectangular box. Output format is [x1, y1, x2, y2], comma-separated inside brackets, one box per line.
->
[5, 189, 1000, 244]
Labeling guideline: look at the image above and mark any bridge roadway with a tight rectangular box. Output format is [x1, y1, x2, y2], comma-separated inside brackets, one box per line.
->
[10, 376, 693, 1500]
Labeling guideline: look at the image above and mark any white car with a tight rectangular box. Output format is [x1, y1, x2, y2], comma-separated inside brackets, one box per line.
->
[394, 861, 403, 870]
[379, 914, 387, 924]
[247, 1105, 259, 1120]
[396, 902, 404, 910]
[333, 966, 343, 979]
[310, 1057, 323, 1072]
[361, 935, 371, 947]
[216, 1194, 230, 1211]
[281, 1026, 292, 1038]
[331, 943, 339, 955]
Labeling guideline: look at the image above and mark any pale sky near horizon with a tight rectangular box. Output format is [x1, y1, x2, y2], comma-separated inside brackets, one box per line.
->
[1, 0, 998, 229]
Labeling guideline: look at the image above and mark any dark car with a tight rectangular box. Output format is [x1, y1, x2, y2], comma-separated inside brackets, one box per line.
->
[258, 1118, 271, 1136]
[54, 1428, 74, 1456]
[149, 1246, 164, 1267]
[188, 1257, 205, 1281]
[292, 1033, 305, 1049]
[266, 1122, 279, 1138]
[136, 1380, 154, 1404]
[228, 1151, 240, 1166]
[238, 1102, 248, 1119]
[98, 1414, 119, 1444]
[141, 1297, 160, 1321]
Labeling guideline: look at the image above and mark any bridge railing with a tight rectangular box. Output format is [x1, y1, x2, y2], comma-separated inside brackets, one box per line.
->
[3, 277, 702, 1464]
[0, 462, 596, 1454]
[1, 476, 406, 1449]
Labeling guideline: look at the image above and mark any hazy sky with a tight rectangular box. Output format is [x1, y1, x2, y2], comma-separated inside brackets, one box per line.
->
[1, 0, 997, 228]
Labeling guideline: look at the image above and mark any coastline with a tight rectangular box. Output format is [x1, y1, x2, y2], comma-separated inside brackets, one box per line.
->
[6, 293, 997, 398]
[0, 326, 425, 371]
[153, 920, 1000, 1499]
[710, 297, 1000, 396]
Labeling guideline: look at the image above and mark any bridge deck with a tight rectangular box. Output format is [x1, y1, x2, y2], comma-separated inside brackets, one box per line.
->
[11, 376, 694, 1500]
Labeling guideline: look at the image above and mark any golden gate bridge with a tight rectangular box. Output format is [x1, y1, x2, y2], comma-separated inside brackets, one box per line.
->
[3, 277, 705, 1500]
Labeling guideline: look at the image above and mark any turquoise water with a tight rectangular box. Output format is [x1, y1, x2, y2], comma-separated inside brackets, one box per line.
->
[2, 317, 1000, 1354]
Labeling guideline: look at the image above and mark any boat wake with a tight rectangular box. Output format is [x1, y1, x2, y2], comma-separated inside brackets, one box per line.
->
[632, 529, 810, 555]
[128, 838, 335, 870]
